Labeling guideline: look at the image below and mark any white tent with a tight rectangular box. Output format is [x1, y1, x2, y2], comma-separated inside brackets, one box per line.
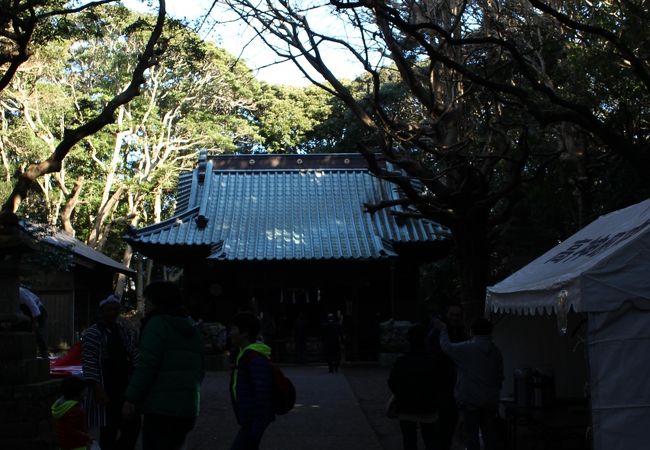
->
[487, 198, 650, 450]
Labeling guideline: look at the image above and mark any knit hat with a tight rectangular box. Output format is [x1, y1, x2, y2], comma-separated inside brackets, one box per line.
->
[99, 294, 121, 308]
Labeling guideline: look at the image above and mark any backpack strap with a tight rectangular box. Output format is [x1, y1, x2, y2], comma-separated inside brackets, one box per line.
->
[231, 349, 264, 400]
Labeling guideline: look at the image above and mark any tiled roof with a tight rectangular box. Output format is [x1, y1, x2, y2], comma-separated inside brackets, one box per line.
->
[20, 221, 135, 275]
[127, 153, 448, 261]
[174, 171, 194, 213]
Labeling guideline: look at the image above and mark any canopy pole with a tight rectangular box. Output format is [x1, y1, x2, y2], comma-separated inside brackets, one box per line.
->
[389, 259, 396, 318]
[557, 289, 569, 335]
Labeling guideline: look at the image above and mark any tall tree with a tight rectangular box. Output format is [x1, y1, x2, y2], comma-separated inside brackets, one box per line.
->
[1, 0, 167, 223]
[2, 3, 338, 267]
[221, 0, 650, 320]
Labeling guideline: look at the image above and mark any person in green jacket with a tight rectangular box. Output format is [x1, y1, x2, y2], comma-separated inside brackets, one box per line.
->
[122, 281, 205, 450]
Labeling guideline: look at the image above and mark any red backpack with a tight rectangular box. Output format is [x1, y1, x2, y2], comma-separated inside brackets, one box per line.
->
[271, 365, 296, 415]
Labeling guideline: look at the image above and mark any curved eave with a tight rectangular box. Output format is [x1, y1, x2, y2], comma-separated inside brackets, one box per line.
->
[206, 253, 397, 262]
[72, 254, 136, 276]
[124, 206, 221, 263]
[124, 240, 219, 265]
[128, 207, 200, 236]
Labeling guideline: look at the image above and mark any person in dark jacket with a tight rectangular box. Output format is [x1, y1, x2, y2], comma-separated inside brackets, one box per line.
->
[122, 282, 205, 450]
[229, 312, 274, 450]
[389, 323, 444, 450]
[427, 304, 468, 450]
[322, 313, 342, 373]
[294, 312, 307, 364]
[51, 376, 92, 450]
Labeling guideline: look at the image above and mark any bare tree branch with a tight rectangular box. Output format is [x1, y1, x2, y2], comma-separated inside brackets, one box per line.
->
[1, 0, 167, 216]
[528, 0, 650, 94]
[37, 0, 117, 19]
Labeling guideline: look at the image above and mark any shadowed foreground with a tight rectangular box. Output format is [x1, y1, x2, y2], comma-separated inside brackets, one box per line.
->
[185, 365, 393, 450]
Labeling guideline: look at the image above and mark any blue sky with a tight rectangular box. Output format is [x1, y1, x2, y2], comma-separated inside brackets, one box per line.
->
[121, 0, 363, 86]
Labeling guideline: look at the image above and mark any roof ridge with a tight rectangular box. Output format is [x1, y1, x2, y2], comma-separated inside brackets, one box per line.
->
[204, 153, 376, 171]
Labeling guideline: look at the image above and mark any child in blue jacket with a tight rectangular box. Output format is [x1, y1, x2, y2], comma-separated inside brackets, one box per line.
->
[229, 312, 275, 450]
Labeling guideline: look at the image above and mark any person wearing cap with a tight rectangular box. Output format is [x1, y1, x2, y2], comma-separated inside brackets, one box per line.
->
[122, 281, 205, 450]
[82, 294, 140, 450]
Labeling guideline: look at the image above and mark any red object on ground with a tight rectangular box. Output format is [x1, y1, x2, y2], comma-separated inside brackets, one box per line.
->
[50, 342, 83, 378]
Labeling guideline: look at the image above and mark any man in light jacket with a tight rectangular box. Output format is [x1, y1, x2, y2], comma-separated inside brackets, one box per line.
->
[436, 317, 503, 450]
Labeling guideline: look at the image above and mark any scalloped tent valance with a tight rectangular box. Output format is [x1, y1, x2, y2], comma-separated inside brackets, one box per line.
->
[487, 198, 650, 315]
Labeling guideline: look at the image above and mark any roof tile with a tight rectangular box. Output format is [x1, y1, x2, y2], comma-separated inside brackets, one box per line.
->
[129, 155, 448, 261]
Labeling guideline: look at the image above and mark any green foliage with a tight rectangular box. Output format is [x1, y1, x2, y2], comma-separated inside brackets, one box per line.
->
[255, 84, 335, 153]
[1, 3, 339, 260]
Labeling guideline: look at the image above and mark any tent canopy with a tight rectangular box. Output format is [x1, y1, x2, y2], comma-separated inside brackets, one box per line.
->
[487, 199, 650, 314]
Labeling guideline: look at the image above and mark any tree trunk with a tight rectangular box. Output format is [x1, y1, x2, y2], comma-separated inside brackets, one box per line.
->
[87, 185, 126, 249]
[145, 258, 153, 288]
[61, 176, 84, 236]
[99, 128, 130, 214]
[136, 256, 145, 314]
[114, 211, 140, 297]
[114, 243, 134, 296]
[154, 187, 162, 223]
[0, 147, 10, 183]
[452, 207, 491, 324]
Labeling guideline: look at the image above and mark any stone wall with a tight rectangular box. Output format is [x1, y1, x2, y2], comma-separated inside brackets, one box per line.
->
[0, 378, 60, 450]
[0, 316, 60, 449]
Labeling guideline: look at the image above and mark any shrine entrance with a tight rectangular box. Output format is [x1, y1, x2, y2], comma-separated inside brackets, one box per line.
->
[184, 259, 395, 362]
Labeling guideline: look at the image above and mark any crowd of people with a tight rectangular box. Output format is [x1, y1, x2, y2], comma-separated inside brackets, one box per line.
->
[45, 282, 501, 450]
[50, 282, 278, 450]
[388, 305, 504, 450]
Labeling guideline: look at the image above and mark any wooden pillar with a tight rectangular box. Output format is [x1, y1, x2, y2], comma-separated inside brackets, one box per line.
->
[389, 258, 397, 319]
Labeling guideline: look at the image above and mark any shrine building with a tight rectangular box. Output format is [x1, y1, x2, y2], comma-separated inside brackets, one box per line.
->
[126, 152, 449, 360]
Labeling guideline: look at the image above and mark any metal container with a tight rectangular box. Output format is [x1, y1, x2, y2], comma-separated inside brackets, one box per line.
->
[514, 368, 533, 406]
[531, 368, 555, 407]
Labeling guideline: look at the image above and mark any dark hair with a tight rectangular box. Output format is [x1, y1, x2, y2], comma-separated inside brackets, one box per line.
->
[232, 312, 260, 341]
[61, 376, 86, 400]
[407, 323, 427, 351]
[143, 281, 182, 308]
[446, 303, 464, 314]
[470, 318, 493, 336]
